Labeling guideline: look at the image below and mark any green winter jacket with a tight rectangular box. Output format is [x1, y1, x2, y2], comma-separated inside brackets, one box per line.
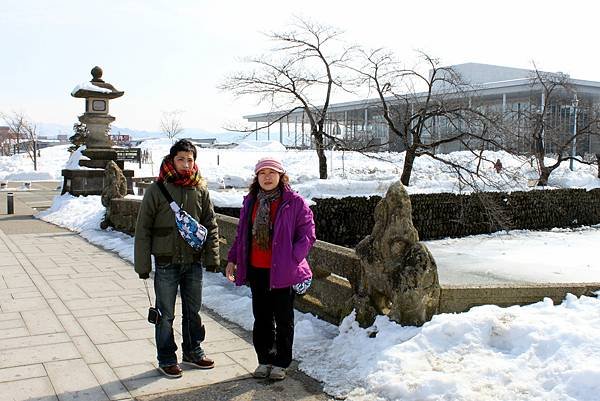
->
[134, 180, 220, 277]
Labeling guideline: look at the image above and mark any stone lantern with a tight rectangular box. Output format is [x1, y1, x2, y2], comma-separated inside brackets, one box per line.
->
[62, 66, 133, 196]
[71, 66, 124, 163]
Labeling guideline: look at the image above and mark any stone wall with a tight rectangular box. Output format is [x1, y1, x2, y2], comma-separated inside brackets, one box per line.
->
[109, 198, 140, 235]
[111, 188, 600, 247]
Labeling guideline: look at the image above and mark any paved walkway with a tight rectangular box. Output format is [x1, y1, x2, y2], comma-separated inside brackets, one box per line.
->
[0, 185, 332, 401]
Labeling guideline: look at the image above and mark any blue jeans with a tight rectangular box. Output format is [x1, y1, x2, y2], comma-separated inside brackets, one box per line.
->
[154, 261, 206, 367]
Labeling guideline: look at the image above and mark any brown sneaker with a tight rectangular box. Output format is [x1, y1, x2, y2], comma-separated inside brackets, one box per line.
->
[158, 364, 183, 378]
[182, 354, 215, 369]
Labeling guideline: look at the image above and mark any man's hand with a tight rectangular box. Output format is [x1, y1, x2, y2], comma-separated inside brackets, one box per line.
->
[139, 272, 150, 279]
[205, 265, 219, 273]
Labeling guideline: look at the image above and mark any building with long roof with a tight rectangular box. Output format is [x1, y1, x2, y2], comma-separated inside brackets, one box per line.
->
[244, 63, 600, 155]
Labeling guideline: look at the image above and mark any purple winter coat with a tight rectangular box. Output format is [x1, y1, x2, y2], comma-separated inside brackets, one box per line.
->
[227, 187, 315, 289]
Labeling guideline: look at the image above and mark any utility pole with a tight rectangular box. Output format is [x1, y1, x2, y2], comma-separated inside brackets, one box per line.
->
[570, 93, 578, 171]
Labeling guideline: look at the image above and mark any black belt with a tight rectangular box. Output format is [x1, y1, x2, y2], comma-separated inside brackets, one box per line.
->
[155, 254, 201, 264]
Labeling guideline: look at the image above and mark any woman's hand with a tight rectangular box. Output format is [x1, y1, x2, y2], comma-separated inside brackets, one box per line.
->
[225, 262, 237, 282]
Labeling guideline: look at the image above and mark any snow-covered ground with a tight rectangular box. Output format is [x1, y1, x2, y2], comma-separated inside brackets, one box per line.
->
[3, 138, 599, 198]
[431, 227, 600, 285]
[4, 140, 600, 400]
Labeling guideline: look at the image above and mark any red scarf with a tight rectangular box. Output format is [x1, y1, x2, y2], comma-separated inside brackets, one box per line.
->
[157, 157, 202, 187]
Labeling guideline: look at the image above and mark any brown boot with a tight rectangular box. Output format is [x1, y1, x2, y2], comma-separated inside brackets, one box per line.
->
[158, 364, 183, 378]
[182, 354, 215, 369]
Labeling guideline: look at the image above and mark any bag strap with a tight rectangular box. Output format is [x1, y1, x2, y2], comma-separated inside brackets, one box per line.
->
[156, 181, 181, 213]
[143, 279, 153, 307]
[156, 181, 174, 203]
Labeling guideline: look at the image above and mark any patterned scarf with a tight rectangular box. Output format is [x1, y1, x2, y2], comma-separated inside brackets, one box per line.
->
[252, 188, 281, 250]
[157, 157, 202, 187]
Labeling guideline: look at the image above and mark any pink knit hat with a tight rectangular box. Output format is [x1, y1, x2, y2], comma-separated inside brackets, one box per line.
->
[254, 157, 285, 174]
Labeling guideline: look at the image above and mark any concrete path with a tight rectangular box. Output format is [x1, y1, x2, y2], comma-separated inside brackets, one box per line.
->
[0, 185, 332, 401]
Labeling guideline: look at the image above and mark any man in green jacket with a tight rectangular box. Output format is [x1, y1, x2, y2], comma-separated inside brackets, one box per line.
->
[134, 139, 219, 378]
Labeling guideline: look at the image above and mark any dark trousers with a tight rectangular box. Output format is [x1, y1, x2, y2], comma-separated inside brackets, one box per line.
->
[154, 262, 206, 367]
[248, 267, 295, 368]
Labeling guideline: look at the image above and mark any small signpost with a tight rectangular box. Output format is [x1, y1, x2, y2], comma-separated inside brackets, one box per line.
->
[115, 148, 142, 168]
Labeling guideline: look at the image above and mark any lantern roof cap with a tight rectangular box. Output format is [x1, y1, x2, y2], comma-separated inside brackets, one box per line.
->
[71, 66, 124, 99]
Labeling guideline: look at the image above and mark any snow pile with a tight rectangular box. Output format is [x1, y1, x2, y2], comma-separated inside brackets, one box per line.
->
[0, 144, 71, 181]
[63, 145, 91, 170]
[235, 139, 287, 152]
[303, 297, 600, 401]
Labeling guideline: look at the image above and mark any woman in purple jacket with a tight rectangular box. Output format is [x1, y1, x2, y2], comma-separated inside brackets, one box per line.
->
[225, 156, 315, 381]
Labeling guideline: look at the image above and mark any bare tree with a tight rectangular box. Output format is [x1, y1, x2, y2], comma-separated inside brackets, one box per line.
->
[160, 110, 184, 140]
[503, 68, 600, 186]
[1, 111, 39, 170]
[220, 17, 353, 179]
[0, 126, 14, 156]
[0, 112, 25, 156]
[22, 120, 39, 171]
[350, 49, 503, 186]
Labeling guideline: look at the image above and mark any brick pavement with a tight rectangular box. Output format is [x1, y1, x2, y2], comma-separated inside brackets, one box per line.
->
[0, 186, 331, 401]
[0, 225, 260, 401]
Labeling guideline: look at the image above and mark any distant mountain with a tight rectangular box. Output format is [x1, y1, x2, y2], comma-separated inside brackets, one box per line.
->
[107, 126, 161, 140]
[36, 122, 248, 143]
[37, 123, 74, 138]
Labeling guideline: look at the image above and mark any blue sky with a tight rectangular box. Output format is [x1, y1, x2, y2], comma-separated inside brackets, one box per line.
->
[1, 0, 598, 133]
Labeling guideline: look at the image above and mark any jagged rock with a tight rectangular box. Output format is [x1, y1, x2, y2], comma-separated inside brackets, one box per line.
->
[352, 181, 440, 327]
[100, 160, 127, 229]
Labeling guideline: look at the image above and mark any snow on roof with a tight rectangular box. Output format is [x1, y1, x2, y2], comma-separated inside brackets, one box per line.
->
[70, 82, 113, 96]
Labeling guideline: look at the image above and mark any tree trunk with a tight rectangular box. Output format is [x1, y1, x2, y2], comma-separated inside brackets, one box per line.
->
[33, 141, 37, 171]
[538, 167, 551, 186]
[400, 149, 416, 186]
[534, 147, 548, 186]
[596, 154, 600, 179]
[313, 130, 328, 179]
